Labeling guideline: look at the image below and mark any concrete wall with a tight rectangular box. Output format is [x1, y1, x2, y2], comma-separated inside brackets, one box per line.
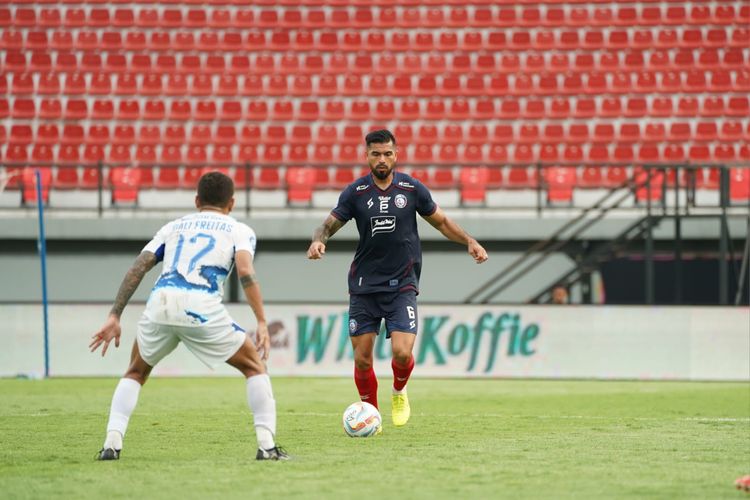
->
[2, 210, 747, 304]
[0, 247, 575, 303]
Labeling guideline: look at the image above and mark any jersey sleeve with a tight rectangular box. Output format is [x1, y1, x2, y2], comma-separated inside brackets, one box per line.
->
[415, 180, 438, 217]
[233, 223, 257, 257]
[141, 222, 171, 263]
[331, 185, 354, 222]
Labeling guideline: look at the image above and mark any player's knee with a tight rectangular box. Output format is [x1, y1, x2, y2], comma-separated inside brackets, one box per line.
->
[228, 352, 266, 378]
[243, 360, 266, 378]
[354, 356, 373, 371]
[392, 349, 412, 366]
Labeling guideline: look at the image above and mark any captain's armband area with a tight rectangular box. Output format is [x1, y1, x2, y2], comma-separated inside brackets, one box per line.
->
[239, 273, 259, 288]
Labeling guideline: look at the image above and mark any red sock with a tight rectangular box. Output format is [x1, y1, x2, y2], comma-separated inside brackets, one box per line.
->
[392, 355, 415, 392]
[354, 367, 378, 409]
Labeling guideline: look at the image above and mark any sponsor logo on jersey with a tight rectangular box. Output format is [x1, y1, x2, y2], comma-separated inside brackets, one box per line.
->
[367, 198, 374, 209]
[371, 216, 396, 235]
[394, 194, 407, 208]
[398, 181, 415, 189]
[356, 184, 369, 191]
[378, 196, 390, 213]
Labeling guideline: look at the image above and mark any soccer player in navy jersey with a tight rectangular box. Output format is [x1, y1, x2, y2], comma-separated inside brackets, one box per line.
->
[307, 129, 488, 427]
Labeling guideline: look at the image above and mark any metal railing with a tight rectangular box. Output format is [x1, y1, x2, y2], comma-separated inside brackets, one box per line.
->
[462, 165, 749, 305]
[1, 161, 748, 216]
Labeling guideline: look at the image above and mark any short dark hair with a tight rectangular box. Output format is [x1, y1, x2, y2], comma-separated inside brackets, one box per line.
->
[365, 129, 396, 147]
[197, 171, 234, 207]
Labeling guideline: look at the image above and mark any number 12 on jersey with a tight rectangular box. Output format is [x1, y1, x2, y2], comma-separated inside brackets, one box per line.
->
[170, 233, 217, 275]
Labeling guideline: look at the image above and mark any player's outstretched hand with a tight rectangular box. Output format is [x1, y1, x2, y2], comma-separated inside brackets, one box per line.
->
[468, 239, 489, 264]
[255, 321, 270, 361]
[89, 314, 121, 357]
[307, 241, 326, 260]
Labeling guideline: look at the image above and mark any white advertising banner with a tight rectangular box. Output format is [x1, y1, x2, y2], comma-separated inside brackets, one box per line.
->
[1, 304, 748, 380]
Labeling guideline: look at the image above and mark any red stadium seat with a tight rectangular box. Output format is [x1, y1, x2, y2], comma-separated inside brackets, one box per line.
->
[567, 124, 589, 144]
[255, 167, 281, 190]
[37, 8, 61, 27]
[312, 145, 334, 166]
[307, 125, 335, 147]
[461, 145, 484, 164]
[633, 166, 665, 202]
[135, 143, 157, 167]
[53, 159, 80, 189]
[21, 167, 52, 206]
[546, 167, 576, 204]
[437, 144, 459, 165]
[729, 168, 750, 202]
[286, 167, 315, 206]
[288, 145, 308, 165]
[110, 167, 140, 205]
[10, 125, 32, 146]
[1, 31, 23, 51]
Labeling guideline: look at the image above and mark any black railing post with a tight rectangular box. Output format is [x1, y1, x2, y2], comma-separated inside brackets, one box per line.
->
[674, 165, 682, 304]
[245, 162, 251, 218]
[735, 215, 750, 306]
[645, 165, 655, 304]
[97, 160, 103, 217]
[719, 166, 730, 305]
[536, 163, 543, 216]
[228, 269, 239, 303]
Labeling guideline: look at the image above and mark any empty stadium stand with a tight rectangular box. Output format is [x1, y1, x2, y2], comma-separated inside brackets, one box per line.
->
[0, 1, 748, 208]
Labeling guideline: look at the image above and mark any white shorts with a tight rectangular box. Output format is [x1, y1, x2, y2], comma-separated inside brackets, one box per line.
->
[136, 315, 247, 368]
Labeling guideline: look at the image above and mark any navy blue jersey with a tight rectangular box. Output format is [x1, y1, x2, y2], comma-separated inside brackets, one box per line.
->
[332, 171, 437, 295]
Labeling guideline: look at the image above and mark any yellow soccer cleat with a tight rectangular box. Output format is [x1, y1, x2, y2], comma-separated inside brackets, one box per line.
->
[391, 391, 411, 427]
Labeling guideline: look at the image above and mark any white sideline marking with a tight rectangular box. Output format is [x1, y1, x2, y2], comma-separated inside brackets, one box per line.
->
[275, 412, 750, 423]
[15, 412, 748, 423]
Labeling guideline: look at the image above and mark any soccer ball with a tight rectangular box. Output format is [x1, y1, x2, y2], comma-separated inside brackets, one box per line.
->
[342, 401, 382, 437]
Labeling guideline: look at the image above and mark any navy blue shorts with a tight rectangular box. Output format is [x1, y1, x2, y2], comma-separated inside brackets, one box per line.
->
[348, 291, 418, 338]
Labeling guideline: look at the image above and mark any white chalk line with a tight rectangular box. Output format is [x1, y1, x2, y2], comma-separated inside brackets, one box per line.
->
[10, 412, 748, 423]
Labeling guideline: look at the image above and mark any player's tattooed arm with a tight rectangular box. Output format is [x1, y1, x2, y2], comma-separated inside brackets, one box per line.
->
[312, 214, 345, 244]
[239, 273, 259, 288]
[109, 251, 157, 318]
[308, 215, 345, 259]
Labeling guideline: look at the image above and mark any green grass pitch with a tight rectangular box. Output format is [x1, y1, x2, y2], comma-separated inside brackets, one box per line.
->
[1, 377, 747, 499]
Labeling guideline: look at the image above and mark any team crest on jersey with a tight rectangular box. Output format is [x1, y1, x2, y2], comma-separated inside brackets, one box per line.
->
[394, 194, 407, 208]
[349, 318, 358, 333]
[371, 216, 396, 235]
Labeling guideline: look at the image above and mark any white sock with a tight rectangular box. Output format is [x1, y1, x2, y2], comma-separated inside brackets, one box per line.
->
[246, 374, 277, 450]
[393, 387, 406, 395]
[104, 378, 141, 449]
[104, 430, 123, 451]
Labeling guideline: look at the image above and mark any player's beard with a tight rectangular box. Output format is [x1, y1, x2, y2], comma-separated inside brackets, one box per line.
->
[371, 163, 393, 180]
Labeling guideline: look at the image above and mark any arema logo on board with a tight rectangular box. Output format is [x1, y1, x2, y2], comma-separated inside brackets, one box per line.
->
[293, 312, 541, 373]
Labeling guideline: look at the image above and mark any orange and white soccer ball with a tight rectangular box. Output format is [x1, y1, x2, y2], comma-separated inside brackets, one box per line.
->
[342, 401, 382, 437]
